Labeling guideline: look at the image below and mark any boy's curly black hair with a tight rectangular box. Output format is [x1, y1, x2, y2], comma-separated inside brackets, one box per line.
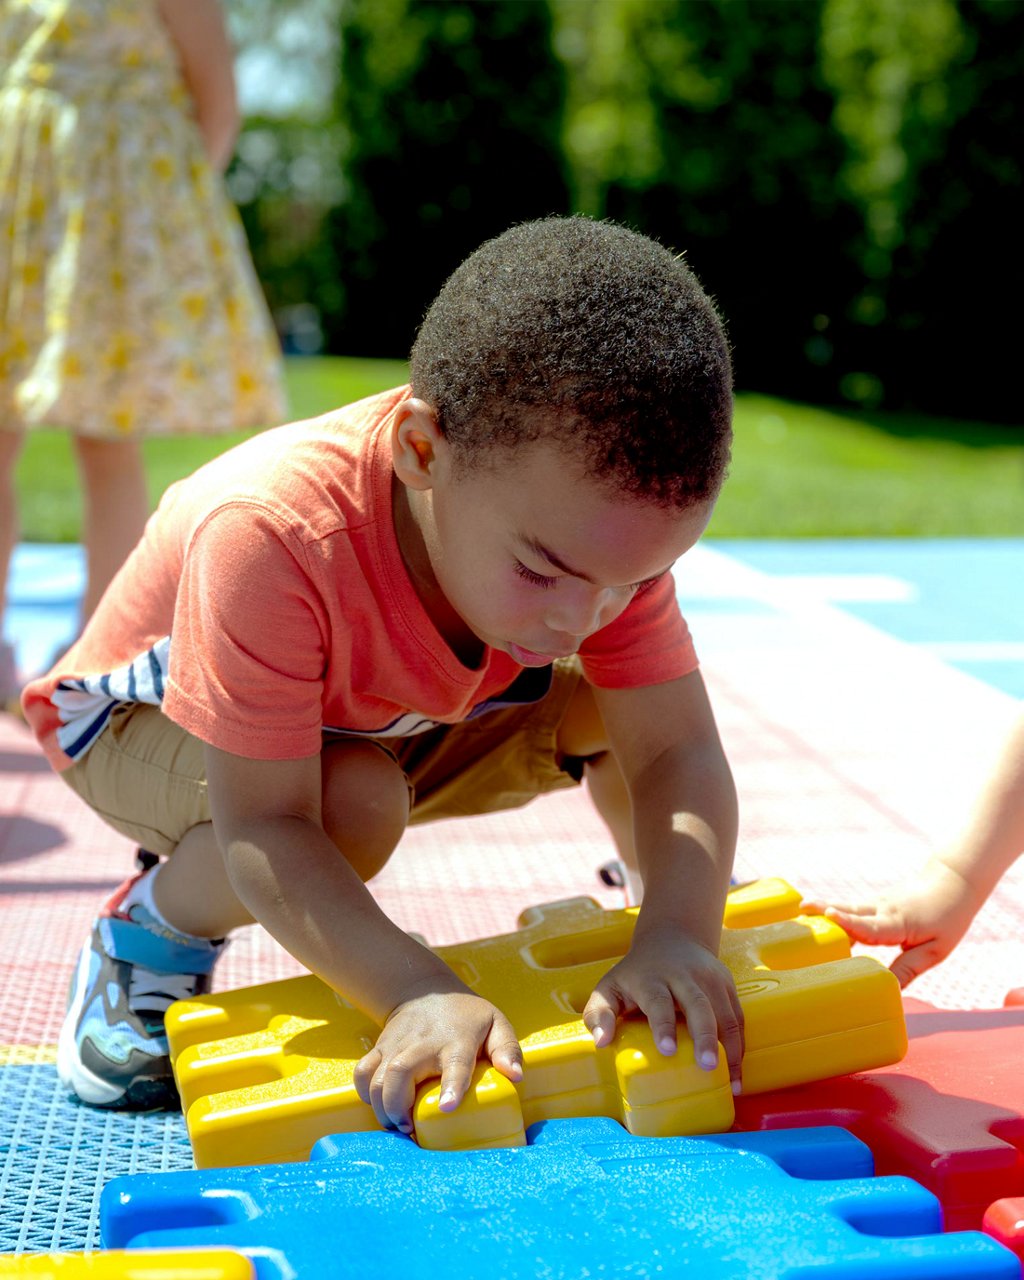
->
[410, 216, 732, 508]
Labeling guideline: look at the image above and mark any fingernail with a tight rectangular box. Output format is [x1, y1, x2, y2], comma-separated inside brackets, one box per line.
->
[658, 1036, 677, 1056]
[699, 1050, 718, 1070]
[731, 1079, 742, 1095]
[439, 1088, 456, 1108]
[592, 1026, 608, 1047]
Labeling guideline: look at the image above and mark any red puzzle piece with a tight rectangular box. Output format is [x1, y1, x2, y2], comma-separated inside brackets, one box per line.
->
[985, 1198, 1024, 1263]
[733, 999, 1024, 1231]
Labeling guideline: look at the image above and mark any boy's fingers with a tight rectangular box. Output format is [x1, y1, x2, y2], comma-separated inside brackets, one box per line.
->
[718, 994, 745, 1088]
[671, 986, 718, 1071]
[353, 1047, 382, 1107]
[377, 1057, 419, 1134]
[485, 1014, 524, 1083]
[634, 985, 680, 1057]
[582, 984, 623, 1048]
[436, 1047, 478, 1113]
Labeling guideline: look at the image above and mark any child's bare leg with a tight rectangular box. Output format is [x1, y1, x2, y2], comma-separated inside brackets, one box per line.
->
[152, 739, 411, 938]
[0, 429, 23, 623]
[584, 752, 644, 902]
[73, 435, 149, 620]
[557, 678, 643, 900]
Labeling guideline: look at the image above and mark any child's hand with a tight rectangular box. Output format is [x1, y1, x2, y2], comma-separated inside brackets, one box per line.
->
[801, 856, 984, 988]
[582, 926, 745, 1092]
[353, 990, 523, 1134]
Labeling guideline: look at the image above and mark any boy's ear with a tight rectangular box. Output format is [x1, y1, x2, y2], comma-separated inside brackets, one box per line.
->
[392, 398, 445, 491]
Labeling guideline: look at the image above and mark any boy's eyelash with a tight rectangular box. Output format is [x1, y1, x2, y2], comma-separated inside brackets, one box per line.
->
[513, 561, 557, 589]
[514, 560, 663, 593]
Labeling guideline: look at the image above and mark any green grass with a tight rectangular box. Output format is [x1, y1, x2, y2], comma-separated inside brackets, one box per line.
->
[712, 394, 1024, 537]
[14, 356, 1024, 541]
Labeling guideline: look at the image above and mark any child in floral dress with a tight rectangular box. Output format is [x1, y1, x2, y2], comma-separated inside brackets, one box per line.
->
[0, 0, 287, 702]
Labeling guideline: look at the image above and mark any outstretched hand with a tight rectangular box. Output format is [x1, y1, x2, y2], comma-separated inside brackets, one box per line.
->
[582, 925, 745, 1092]
[801, 856, 984, 988]
[354, 990, 523, 1134]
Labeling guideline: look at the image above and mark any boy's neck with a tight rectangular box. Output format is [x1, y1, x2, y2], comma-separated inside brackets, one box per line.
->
[392, 479, 485, 669]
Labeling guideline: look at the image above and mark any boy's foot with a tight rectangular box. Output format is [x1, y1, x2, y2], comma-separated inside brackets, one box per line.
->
[58, 875, 224, 1110]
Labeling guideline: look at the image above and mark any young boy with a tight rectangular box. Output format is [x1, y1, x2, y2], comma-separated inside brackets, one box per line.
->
[803, 709, 1024, 987]
[22, 216, 744, 1130]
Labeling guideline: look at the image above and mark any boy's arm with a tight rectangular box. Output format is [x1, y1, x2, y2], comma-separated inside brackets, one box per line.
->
[583, 669, 745, 1089]
[803, 709, 1024, 986]
[156, 0, 240, 171]
[204, 744, 522, 1131]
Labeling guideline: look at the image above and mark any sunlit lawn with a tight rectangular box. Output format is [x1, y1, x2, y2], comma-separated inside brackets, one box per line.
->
[14, 355, 1024, 542]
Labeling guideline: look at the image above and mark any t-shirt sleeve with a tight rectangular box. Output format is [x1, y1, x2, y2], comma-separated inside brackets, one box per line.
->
[578, 571, 697, 688]
[162, 501, 329, 759]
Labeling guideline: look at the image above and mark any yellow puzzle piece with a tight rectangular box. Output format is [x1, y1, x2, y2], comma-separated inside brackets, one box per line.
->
[0, 1252, 252, 1278]
[167, 877, 906, 1167]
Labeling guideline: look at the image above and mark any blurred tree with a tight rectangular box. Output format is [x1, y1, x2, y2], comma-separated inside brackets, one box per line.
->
[328, 0, 570, 357]
[225, 0, 345, 353]
[555, 0, 860, 406]
[823, 0, 1023, 421]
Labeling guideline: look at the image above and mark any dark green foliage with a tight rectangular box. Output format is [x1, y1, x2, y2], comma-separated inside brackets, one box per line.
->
[326, 0, 570, 357]
[231, 0, 1022, 424]
[560, 0, 860, 408]
[844, 0, 1024, 420]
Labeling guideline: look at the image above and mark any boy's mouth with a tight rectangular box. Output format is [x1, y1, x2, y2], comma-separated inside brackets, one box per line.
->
[507, 642, 574, 667]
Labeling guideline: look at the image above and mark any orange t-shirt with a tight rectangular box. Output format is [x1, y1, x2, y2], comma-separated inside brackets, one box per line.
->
[22, 387, 699, 772]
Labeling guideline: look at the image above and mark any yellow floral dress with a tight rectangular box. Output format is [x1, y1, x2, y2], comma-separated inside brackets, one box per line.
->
[0, 0, 287, 437]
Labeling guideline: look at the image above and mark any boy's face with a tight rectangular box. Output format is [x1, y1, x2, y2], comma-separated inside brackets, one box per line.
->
[393, 402, 713, 666]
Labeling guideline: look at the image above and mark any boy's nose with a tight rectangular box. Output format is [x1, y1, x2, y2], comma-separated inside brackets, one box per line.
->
[545, 587, 622, 642]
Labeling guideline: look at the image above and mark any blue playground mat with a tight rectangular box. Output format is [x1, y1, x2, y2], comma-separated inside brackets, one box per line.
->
[722, 539, 1024, 699]
[0, 1062, 193, 1252]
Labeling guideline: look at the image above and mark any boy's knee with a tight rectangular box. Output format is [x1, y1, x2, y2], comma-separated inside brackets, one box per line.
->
[321, 741, 410, 882]
[556, 679, 608, 759]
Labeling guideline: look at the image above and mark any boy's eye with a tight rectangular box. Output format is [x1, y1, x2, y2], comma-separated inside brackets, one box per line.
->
[513, 560, 557, 589]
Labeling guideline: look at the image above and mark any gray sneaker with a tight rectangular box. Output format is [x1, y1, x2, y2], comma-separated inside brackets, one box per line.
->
[58, 873, 225, 1109]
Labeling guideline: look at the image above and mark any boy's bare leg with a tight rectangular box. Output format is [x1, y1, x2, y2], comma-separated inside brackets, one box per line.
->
[152, 739, 411, 938]
[557, 678, 643, 900]
[584, 752, 644, 902]
[73, 435, 150, 621]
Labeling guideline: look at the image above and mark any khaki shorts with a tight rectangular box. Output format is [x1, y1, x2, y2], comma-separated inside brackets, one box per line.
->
[60, 658, 586, 858]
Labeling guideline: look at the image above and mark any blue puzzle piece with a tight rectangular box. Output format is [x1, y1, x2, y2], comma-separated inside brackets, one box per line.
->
[101, 1120, 1017, 1279]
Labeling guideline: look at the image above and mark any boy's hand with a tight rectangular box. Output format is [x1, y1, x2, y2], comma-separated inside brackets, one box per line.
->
[353, 990, 523, 1134]
[801, 856, 984, 988]
[582, 926, 745, 1092]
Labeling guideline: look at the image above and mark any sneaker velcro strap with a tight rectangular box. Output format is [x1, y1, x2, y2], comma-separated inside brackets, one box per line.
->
[101, 916, 223, 976]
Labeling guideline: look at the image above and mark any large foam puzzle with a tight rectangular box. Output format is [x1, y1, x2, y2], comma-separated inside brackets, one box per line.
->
[0, 1253, 252, 1277]
[165, 879, 907, 1165]
[734, 999, 1024, 1232]
[99, 1119, 1016, 1279]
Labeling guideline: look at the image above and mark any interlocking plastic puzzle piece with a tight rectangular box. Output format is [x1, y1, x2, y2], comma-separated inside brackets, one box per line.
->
[734, 999, 1024, 1231]
[167, 879, 906, 1166]
[100, 1119, 1017, 1279]
[0, 1252, 252, 1277]
[984, 1199, 1024, 1263]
